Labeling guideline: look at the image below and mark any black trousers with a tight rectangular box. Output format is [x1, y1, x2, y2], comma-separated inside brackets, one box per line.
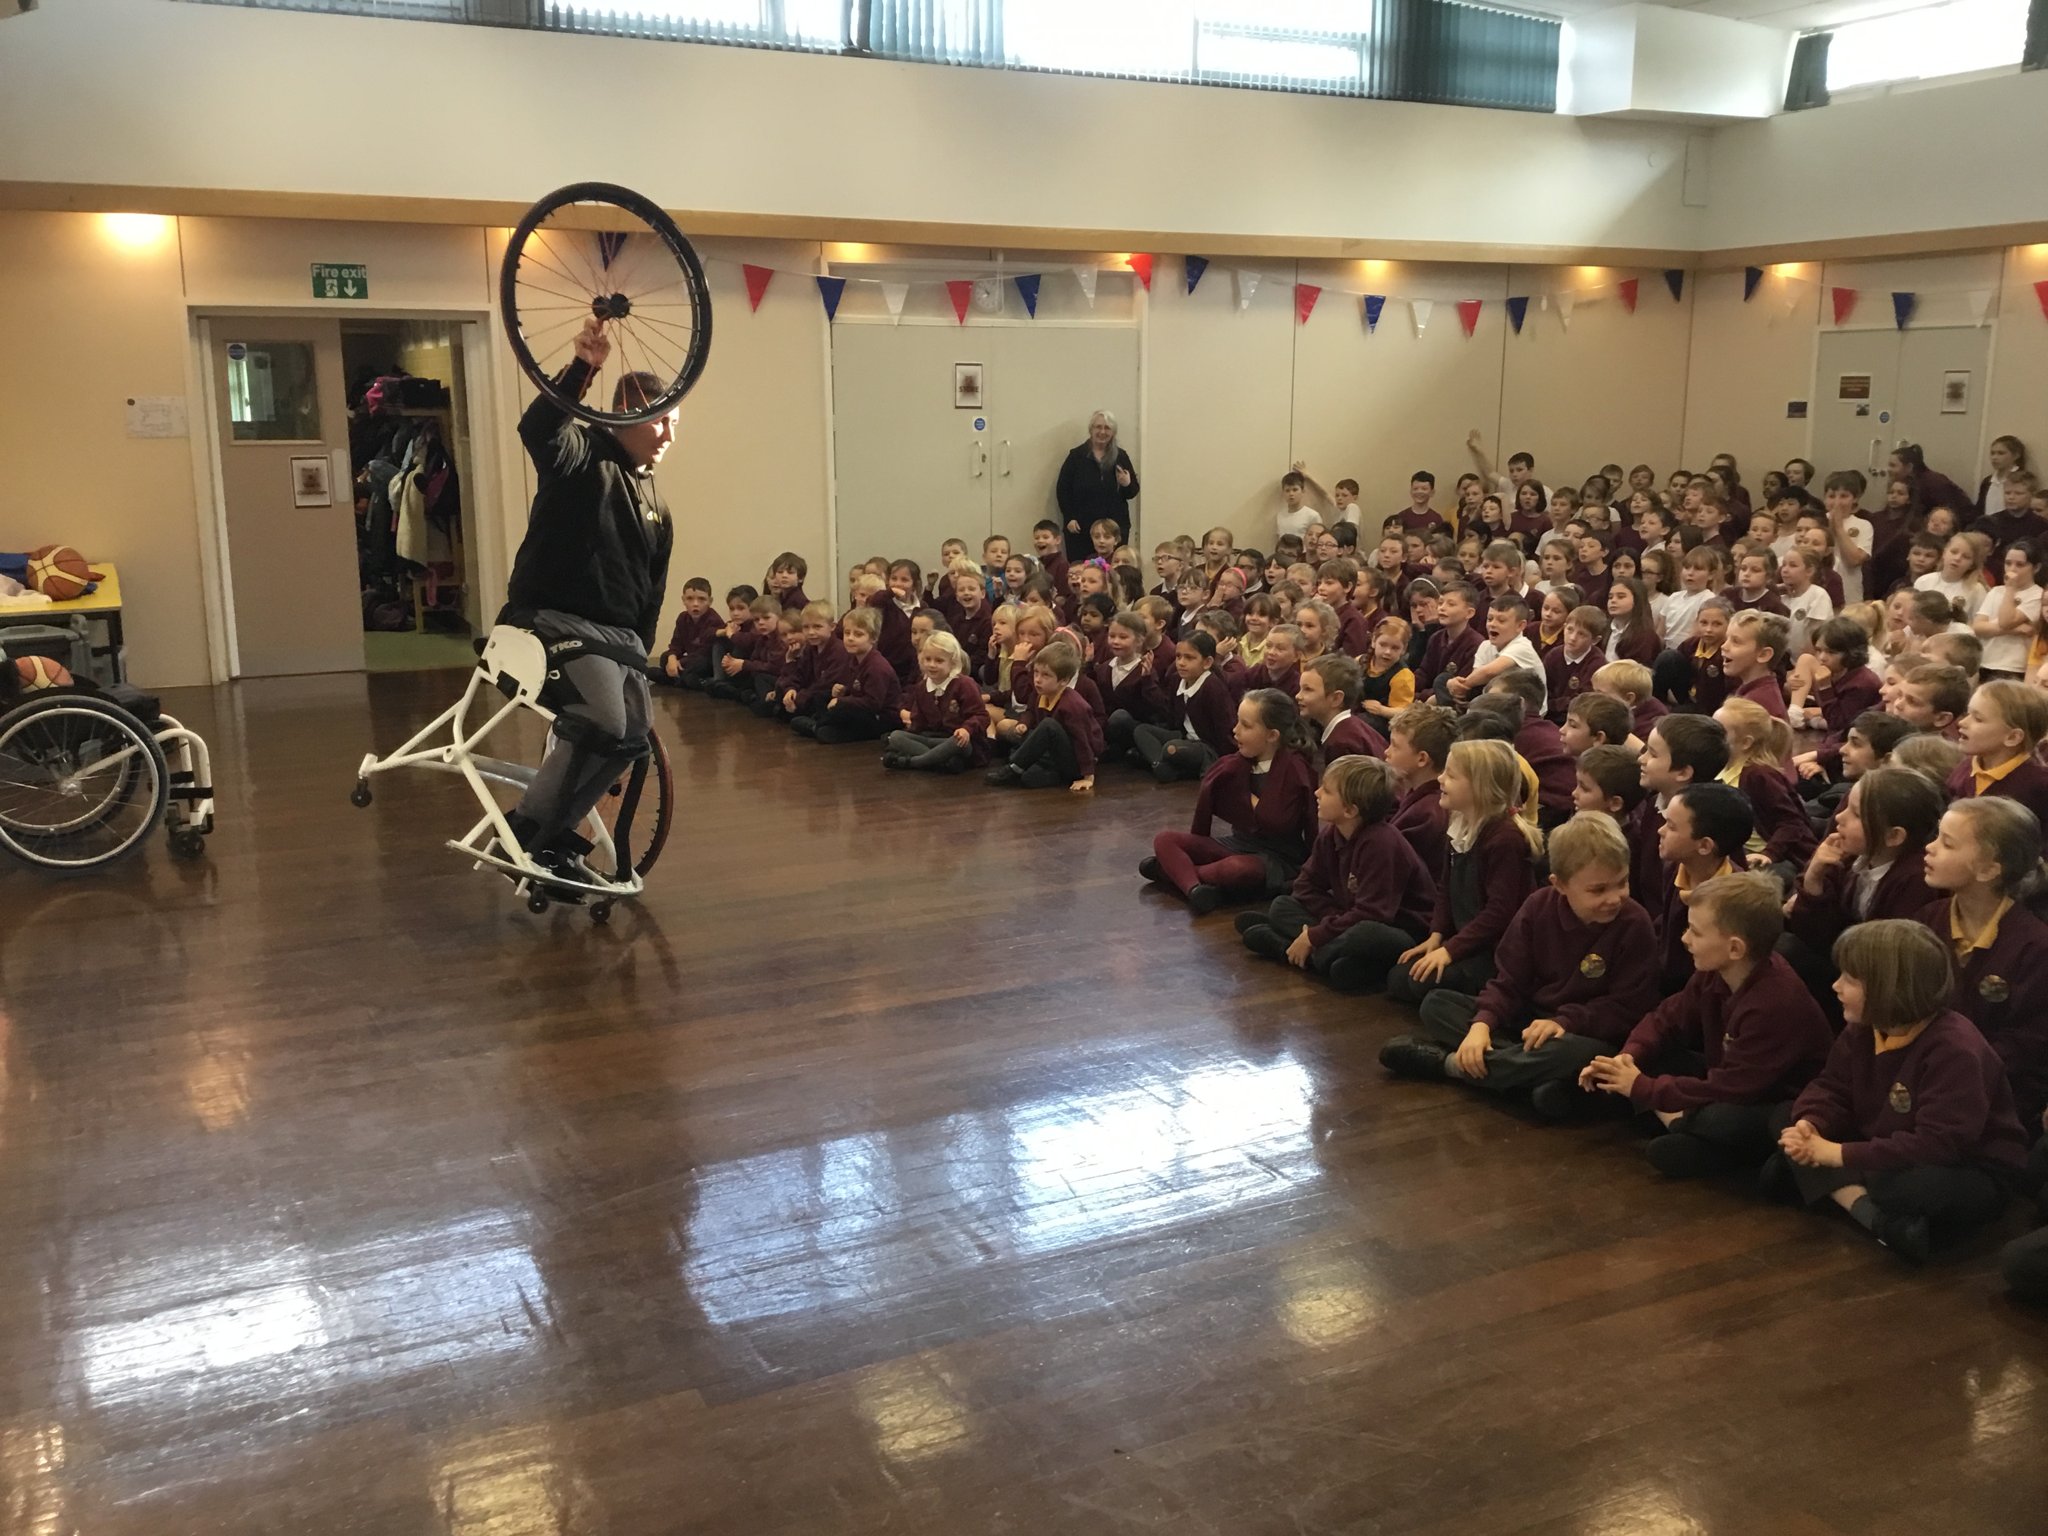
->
[1249, 895, 1413, 991]
[1008, 716, 1079, 787]
[1384, 947, 1496, 1008]
[815, 704, 886, 744]
[1413, 989, 1605, 1093]
[2001, 1139, 2048, 1304]
[1768, 1104, 2010, 1233]
[1132, 722, 1216, 782]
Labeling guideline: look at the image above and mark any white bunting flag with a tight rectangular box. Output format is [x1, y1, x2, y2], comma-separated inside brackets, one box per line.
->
[1235, 268, 1261, 311]
[1409, 298, 1433, 336]
[880, 282, 908, 322]
[1966, 289, 1995, 326]
[1074, 266, 1098, 306]
[1556, 292, 1575, 330]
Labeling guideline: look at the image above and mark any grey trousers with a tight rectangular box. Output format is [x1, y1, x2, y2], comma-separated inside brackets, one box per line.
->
[1255, 895, 1414, 989]
[1414, 989, 1605, 1094]
[515, 610, 652, 847]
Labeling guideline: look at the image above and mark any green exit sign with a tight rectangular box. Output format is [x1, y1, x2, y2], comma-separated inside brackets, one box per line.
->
[311, 263, 368, 300]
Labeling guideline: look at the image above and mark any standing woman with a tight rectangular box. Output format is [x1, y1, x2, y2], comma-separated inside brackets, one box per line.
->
[1057, 410, 1140, 562]
[1889, 442, 1973, 520]
[1977, 435, 2029, 518]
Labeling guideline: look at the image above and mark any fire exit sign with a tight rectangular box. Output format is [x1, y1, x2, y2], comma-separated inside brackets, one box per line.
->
[311, 263, 368, 300]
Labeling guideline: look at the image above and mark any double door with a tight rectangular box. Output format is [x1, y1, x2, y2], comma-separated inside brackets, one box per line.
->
[831, 323, 1141, 568]
[1811, 326, 1991, 507]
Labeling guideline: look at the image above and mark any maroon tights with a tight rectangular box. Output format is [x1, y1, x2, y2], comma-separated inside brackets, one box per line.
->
[1152, 831, 1266, 898]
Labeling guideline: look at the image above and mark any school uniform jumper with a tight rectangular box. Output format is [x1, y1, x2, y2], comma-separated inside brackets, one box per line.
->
[1153, 748, 1318, 901]
[1384, 814, 1539, 1004]
[1246, 820, 1436, 991]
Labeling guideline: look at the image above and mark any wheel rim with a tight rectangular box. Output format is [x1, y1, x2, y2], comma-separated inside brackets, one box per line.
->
[587, 732, 672, 881]
[0, 704, 164, 867]
[501, 182, 712, 428]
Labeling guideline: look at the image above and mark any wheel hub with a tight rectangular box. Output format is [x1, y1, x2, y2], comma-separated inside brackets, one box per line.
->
[592, 292, 633, 321]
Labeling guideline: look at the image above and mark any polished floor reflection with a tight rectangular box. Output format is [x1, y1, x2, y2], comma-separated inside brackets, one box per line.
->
[2, 669, 2045, 1534]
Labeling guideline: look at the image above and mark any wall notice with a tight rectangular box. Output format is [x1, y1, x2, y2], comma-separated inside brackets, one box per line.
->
[124, 395, 188, 438]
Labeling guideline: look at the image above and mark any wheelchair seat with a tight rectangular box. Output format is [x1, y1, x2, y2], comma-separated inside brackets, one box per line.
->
[479, 625, 551, 708]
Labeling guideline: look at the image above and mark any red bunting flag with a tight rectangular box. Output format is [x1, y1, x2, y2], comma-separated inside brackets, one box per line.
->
[1617, 278, 1639, 314]
[742, 263, 773, 312]
[945, 280, 973, 325]
[1126, 253, 1154, 292]
[1832, 286, 1859, 326]
[1294, 284, 1321, 324]
[1456, 299, 1482, 337]
[2036, 279, 2048, 322]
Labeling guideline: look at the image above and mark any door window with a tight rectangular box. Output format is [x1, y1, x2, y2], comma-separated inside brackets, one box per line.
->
[226, 342, 322, 442]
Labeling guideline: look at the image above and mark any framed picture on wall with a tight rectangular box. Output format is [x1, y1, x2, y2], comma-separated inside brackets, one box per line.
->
[290, 455, 333, 508]
[1942, 371, 1971, 414]
[954, 363, 984, 410]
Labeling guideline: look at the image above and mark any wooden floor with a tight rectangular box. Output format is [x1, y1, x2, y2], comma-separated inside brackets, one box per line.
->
[4, 668, 2047, 1535]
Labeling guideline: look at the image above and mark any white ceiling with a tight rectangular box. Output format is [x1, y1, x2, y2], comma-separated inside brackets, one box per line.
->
[1523, 0, 1936, 33]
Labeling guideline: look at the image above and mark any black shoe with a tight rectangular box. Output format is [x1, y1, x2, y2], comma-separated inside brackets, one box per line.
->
[1873, 1209, 1931, 1264]
[1232, 910, 1268, 936]
[1325, 956, 1377, 993]
[881, 753, 909, 770]
[985, 765, 1023, 786]
[1242, 924, 1288, 961]
[1151, 759, 1180, 785]
[790, 716, 819, 738]
[1380, 1036, 1449, 1080]
[1138, 855, 1164, 884]
[1530, 1080, 1588, 1122]
[1185, 883, 1224, 916]
[1757, 1152, 1799, 1204]
[1646, 1133, 1737, 1179]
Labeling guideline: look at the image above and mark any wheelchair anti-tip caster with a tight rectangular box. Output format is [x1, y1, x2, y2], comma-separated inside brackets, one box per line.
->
[349, 780, 373, 808]
[526, 889, 550, 915]
[590, 901, 613, 925]
[168, 829, 206, 860]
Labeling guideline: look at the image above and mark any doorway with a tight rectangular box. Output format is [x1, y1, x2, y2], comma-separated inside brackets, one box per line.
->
[831, 322, 1142, 571]
[1811, 326, 1992, 506]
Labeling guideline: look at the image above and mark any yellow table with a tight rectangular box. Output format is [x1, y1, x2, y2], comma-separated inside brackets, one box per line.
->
[4, 561, 125, 683]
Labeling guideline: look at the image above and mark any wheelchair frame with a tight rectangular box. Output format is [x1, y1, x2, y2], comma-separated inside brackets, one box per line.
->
[351, 627, 646, 916]
[0, 689, 214, 868]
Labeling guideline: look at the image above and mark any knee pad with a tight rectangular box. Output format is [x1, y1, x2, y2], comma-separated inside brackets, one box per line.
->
[551, 711, 648, 762]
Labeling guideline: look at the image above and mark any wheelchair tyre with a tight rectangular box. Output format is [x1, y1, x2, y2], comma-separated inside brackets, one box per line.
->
[0, 693, 168, 870]
[590, 728, 673, 881]
[169, 829, 207, 860]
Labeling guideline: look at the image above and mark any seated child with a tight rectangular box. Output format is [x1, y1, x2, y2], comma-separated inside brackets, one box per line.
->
[1774, 920, 2027, 1263]
[1888, 659, 1967, 737]
[1141, 689, 1320, 914]
[1449, 593, 1545, 709]
[1919, 797, 2048, 1129]
[1894, 730, 1965, 787]
[1129, 630, 1237, 782]
[1420, 581, 1483, 700]
[883, 632, 990, 773]
[1527, 586, 1576, 659]
[763, 550, 810, 611]
[1098, 608, 1168, 755]
[984, 640, 1101, 792]
[1299, 654, 1387, 764]
[1676, 596, 1734, 713]
[657, 577, 718, 688]
[1380, 811, 1659, 1116]
[1582, 871, 1831, 1175]
[1593, 658, 1665, 741]
[1236, 754, 1436, 992]
[1711, 697, 1818, 871]
[1653, 782, 1755, 996]
[1720, 609, 1789, 719]
[1256, 624, 1304, 699]
[1630, 715, 1731, 913]
[1197, 610, 1249, 699]
[1543, 605, 1608, 723]
[1136, 594, 1178, 688]
[1384, 739, 1544, 1005]
[1385, 701, 1454, 880]
[1242, 594, 1278, 669]
[705, 583, 759, 686]
[708, 594, 785, 706]
[948, 567, 993, 659]
[775, 600, 850, 728]
[1560, 691, 1635, 757]
[1477, 675, 1576, 828]
[1574, 742, 1645, 821]
[1788, 615, 1881, 785]
[872, 562, 922, 682]
[1357, 617, 1416, 725]
[1783, 766, 1943, 997]
[805, 606, 901, 744]
[1945, 680, 2048, 824]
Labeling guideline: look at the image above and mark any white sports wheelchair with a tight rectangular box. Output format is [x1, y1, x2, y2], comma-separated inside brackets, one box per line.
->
[0, 684, 216, 870]
[350, 625, 672, 923]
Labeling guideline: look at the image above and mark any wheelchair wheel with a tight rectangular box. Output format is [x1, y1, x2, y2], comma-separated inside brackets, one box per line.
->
[588, 729, 673, 882]
[0, 693, 168, 870]
[501, 182, 712, 428]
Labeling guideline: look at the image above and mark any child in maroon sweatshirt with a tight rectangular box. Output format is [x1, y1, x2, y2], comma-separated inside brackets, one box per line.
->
[883, 632, 990, 774]
[1774, 920, 2027, 1263]
[807, 607, 901, 745]
[1382, 811, 1659, 1112]
[985, 641, 1101, 792]
[1385, 701, 1454, 881]
[774, 601, 850, 728]
[1583, 871, 1831, 1175]
[1237, 754, 1435, 992]
[658, 577, 720, 689]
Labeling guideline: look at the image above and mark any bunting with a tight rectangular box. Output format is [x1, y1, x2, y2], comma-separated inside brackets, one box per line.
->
[1363, 294, 1385, 333]
[880, 282, 908, 321]
[742, 263, 774, 313]
[1410, 298, 1434, 335]
[2036, 279, 2048, 322]
[1014, 272, 1041, 318]
[1832, 286, 1858, 325]
[1618, 278, 1639, 314]
[1505, 295, 1528, 334]
[1556, 293, 1575, 330]
[1295, 284, 1322, 324]
[597, 231, 629, 269]
[1891, 291, 1917, 331]
[1074, 266, 1098, 306]
[1743, 267, 1764, 302]
[1184, 256, 1209, 295]
[1235, 268, 1260, 311]
[1456, 299, 1482, 337]
[815, 275, 845, 321]
[1967, 289, 1995, 326]
[945, 280, 972, 325]
[1664, 270, 1685, 303]
[1125, 253, 1154, 292]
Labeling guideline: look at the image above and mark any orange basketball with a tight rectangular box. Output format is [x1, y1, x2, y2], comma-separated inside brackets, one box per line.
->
[26, 545, 97, 601]
[13, 656, 72, 691]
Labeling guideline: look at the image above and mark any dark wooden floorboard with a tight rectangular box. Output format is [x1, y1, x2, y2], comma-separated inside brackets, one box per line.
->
[2, 668, 2045, 1534]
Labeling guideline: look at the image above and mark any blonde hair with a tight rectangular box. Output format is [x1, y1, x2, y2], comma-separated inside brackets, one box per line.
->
[1015, 604, 1058, 644]
[841, 605, 882, 639]
[1293, 599, 1339, 657]
[800, 600, 837, 625]
[1893, 730, 1965, 786]
[949, 559, 985, 584]
[990, 601, 1020, 632]
[1593, 659, 1652, 704]
[1546, 811, 1630, 883]
[919, 631, 966, 680]
[1716, 696, 1792, 771]
[1840, 600, 1886, 641]
[1444, 739, 1545, 855]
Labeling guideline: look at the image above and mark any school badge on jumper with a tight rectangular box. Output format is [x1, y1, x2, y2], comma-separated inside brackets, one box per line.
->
[1979, 975, 2011, 1003]
[1888, 1081, 1913, 1115]
[1580, 953, 1607, 979]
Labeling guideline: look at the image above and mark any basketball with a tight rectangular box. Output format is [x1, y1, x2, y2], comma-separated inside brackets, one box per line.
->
[26, 545, 97, 601]
[13, 655, 73, 691]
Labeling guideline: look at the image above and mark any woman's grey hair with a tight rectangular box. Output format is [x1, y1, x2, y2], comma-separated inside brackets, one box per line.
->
[1088, 409, 1119, 467]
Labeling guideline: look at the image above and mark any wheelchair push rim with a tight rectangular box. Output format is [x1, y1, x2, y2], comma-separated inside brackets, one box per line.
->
[0, 694, 168, 869]
[500, 182, 712, 428]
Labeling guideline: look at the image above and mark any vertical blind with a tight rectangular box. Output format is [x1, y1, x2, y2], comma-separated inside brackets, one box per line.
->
[173, 0, 1559, 110]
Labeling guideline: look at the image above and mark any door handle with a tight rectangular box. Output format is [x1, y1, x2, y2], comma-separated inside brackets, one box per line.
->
[999, 439, 1011, 478]
[970, 440, 986, 479]
[1870, 437, 1883, 477]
